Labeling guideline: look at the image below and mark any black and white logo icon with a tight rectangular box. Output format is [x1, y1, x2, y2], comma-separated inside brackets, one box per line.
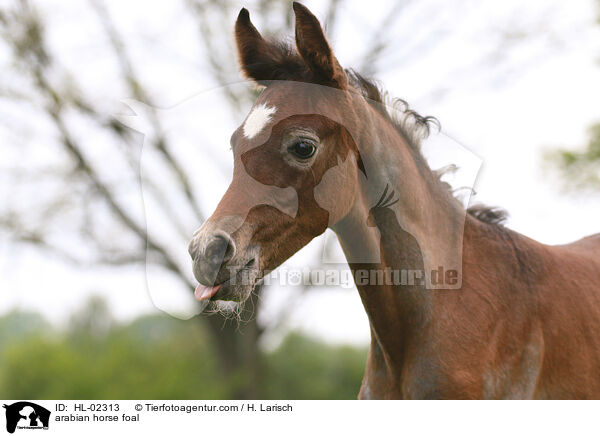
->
[3, 402, 50, 434]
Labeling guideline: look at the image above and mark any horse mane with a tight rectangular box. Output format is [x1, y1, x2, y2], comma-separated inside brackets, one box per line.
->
[248, 40, 507, 226]
[465, 204, 509, 225]
[345, 69, 439, 152]
[345, 70, 508, 227]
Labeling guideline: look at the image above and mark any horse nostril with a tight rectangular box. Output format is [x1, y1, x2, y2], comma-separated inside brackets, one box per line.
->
[204, 234, 236, 266]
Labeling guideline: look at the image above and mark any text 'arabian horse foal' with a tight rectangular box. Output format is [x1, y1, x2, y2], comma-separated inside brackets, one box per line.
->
[187, 3, 600, 399]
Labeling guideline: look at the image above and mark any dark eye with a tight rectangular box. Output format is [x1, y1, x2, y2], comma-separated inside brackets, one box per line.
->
[289, 139, 316, 159]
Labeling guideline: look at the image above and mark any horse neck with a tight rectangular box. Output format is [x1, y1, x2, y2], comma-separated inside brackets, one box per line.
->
[333, 103, 468, 368]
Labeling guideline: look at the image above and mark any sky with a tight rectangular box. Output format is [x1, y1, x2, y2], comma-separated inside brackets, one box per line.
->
[1, 0, 599, 345]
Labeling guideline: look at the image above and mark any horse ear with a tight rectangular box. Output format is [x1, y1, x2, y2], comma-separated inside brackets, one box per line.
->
[292, 2, 347, 89]
[235, 8, 281, 83]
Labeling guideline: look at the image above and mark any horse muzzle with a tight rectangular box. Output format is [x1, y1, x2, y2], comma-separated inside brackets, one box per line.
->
[188, 217, 260, 303]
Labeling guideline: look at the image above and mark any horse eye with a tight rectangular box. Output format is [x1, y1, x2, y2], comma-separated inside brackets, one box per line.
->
[289, 140, 316, 159]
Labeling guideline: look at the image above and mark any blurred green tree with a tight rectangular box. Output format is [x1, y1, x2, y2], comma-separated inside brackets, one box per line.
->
[545, 123, 600, 191]
[262, 333, 366, 400]
[0, 297, 367, 399]
[0, 310, 49, 355]
[545, 0, 600, 191]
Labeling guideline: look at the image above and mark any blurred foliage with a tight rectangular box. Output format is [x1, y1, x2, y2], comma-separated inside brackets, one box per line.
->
[546, 121, 600, 191]
[262, 333, 366, 400]
[546, 1, 600, 191]
[0, 297, 366, 399]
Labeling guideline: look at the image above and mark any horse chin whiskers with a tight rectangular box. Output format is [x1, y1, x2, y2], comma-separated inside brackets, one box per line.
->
[203, 300, 244, 324]
[203, 292, 259, 327]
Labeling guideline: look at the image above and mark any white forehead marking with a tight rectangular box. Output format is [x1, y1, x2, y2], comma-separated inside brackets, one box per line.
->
[243, 103, 277, 139]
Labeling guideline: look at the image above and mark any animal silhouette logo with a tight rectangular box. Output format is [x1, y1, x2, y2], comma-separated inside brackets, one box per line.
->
[3, 402, 50, 434]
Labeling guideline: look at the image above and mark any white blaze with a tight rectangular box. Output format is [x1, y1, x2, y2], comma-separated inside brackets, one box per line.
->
[243, 103, 277, 139]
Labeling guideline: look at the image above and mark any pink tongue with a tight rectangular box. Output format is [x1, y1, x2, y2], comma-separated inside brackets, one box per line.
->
[194, 284, 222, 302]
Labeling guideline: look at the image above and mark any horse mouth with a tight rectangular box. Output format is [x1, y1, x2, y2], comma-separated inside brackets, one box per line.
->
[194, 258, 259, 303]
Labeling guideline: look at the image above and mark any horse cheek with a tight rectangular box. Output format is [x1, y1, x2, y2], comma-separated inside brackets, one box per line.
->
[313, 153, 356, 227]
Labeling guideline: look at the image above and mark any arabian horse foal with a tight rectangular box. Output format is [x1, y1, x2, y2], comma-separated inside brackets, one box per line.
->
[187, 3, 600, 399]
